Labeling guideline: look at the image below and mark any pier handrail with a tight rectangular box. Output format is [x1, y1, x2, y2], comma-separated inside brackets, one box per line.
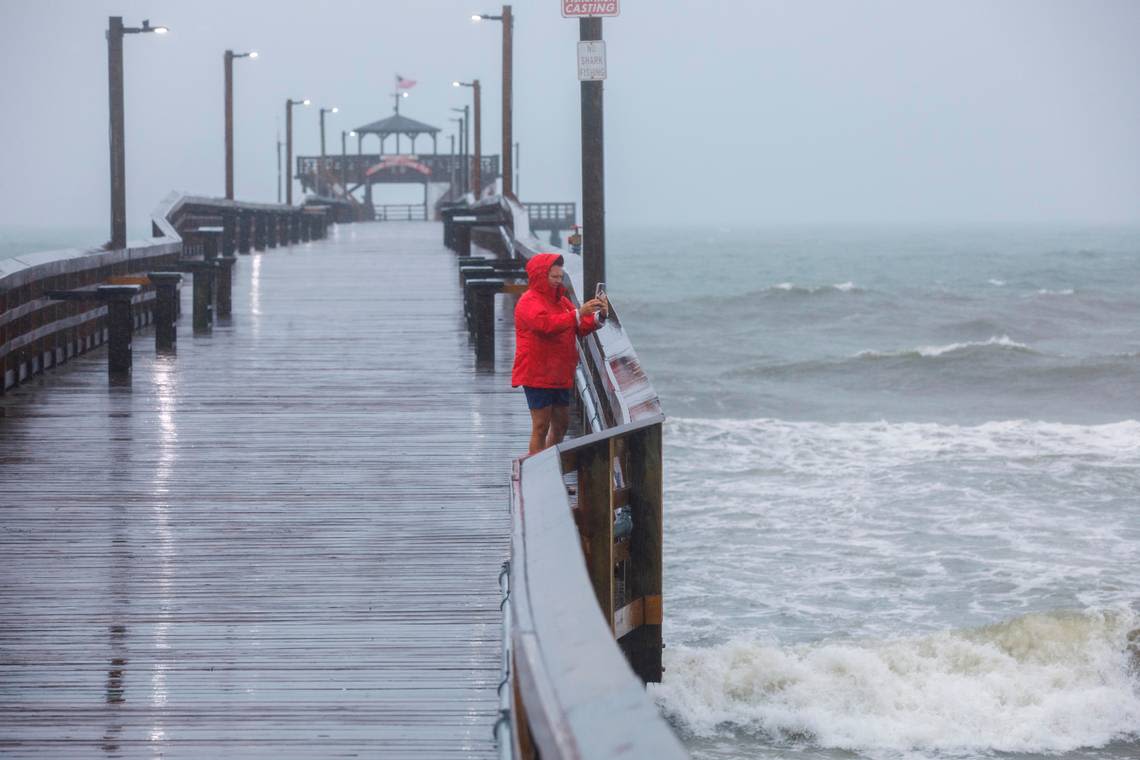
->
[509, 416, 685, 760]
[446, 195, 682, 756]
[1, 193, 338, 394]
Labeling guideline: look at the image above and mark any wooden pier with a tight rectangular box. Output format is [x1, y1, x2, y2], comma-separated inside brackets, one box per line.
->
[0, 222, 528, 757]
[1, 189, 685, 759]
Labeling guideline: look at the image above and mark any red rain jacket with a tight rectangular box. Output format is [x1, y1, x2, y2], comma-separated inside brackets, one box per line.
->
[511, 253, 599, 389]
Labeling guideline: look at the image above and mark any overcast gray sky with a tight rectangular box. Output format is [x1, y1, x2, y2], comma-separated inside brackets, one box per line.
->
[1, 0, 1138, 230]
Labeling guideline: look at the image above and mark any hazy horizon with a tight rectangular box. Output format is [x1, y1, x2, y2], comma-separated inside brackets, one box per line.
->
[1, 0, 1138, 233]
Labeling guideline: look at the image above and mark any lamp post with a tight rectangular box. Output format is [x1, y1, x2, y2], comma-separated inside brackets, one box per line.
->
[341, 129, 355, 199]
[449, 115, 465, 198]
[224, 50, 257, 200]
[106, 17, 167, 250]
[471, 6, 513, 197]
[319, 107, 337, 157]
[449, 133, 456, 193]
[450, 107, 469, 196]
[453, 81, 481, 197]
[580, 17, 606, 297]
[319, 106, 338, 196]
[285, 98, 310, 205]
[276, 130, 282, 203]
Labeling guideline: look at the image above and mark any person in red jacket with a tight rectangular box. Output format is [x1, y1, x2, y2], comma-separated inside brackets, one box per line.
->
[512, 253, 607, 454]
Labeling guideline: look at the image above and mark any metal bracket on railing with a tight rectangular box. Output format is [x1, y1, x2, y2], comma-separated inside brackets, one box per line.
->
[575, 364, 604, 434]
[496, 559, 514, 759]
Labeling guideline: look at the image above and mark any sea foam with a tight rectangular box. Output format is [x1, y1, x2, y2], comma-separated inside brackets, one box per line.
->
[653, 609, 1140, 755]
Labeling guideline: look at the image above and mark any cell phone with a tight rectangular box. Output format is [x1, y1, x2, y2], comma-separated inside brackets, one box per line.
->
[595, 282, 607, 323]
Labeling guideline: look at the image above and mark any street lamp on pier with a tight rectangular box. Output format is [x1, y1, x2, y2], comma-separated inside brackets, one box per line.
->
[318, 106, 338, 197]
[106, 16, 168, 250]
[285, 98, 310, 205]
[224, 50, 257, 200]
[449, 113, 467, 198]
[341, 129, 356, 199]
[470, 6, 513, 197]
[452, 80, 481, 197]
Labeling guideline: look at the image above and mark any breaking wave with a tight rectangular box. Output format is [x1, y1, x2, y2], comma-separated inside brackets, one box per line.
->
[653, 609, 1140, 755]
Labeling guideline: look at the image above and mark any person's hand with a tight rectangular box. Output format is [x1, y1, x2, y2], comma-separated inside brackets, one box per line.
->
[579, 298, 605, 317]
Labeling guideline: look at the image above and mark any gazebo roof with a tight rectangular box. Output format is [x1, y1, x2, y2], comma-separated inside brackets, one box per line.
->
[354, 113, 441, 137]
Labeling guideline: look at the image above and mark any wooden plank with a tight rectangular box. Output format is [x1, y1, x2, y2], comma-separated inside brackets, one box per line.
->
[613, 597, 644, 640]
[0, 222, 524, 757]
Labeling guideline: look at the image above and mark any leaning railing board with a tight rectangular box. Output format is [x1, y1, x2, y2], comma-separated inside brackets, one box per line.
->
[510, 439, 685, 760]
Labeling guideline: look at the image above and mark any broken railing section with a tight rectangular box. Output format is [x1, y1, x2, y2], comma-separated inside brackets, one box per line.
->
[0, 193, 353, 394]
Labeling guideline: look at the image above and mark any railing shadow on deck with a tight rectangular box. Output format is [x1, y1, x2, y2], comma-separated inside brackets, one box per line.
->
[0, 193, 362, 395]
[443, 196, 686, 759]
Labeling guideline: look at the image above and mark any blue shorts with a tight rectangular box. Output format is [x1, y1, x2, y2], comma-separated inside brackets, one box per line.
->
[523, 386, 570, 410]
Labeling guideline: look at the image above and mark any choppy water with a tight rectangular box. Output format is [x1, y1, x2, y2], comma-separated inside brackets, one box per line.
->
[605, 226, 1140, 760]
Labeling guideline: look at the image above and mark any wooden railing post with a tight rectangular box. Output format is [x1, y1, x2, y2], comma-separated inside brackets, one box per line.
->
[578, 438, 615, 630]
[255, 212, 268, 250]
[221, 209, 237, 256]
[465, 279, 501, 368]
[147, 272, 181, 352]
[455, 224, 471, 256]
[623, 422, 664, 683]
[238, 212, 253, 254]
[214, 256, 237, 318]
[99, 284, 139, 379]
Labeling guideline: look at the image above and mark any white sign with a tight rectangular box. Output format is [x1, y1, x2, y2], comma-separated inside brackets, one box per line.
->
[562, 0, 620, 18]
[577, 41, 607, 81]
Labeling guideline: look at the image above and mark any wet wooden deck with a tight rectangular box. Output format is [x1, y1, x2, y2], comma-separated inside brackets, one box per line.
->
[0, 222, 529, 757]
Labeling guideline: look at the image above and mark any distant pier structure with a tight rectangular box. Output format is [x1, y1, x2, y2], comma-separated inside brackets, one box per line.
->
[297, 111, 577, 241]
[297, 111, 498, 221]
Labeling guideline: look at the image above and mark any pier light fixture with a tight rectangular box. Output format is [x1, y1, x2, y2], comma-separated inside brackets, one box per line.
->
[106, 15, 169, 249]
[340, 129, 357, 200]
[124, 19, 169, 34]
[224, 49, 259, 199]
[468, 5, 513, 195]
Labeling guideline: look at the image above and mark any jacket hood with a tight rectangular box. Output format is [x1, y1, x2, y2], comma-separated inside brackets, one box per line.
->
[526, 253, 565, 300]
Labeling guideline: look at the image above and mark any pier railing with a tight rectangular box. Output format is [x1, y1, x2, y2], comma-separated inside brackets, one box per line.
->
[444, 196, 682, 758]
[1, 194, 343, 394]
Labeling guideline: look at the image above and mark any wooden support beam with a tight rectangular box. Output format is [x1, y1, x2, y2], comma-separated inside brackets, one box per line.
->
[578, 438, 615, 631]
[613, 595, 663, 640]
[622, 422, 665, 683]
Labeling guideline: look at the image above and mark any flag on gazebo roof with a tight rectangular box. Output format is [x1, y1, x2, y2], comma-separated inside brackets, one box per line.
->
[396, 74, 417, 89]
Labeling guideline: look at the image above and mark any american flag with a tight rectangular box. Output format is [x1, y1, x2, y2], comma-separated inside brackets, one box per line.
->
[396, 74, 417, 89]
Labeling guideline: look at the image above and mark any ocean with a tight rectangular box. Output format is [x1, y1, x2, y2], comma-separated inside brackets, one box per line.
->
[606, 225, 1140, 760]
